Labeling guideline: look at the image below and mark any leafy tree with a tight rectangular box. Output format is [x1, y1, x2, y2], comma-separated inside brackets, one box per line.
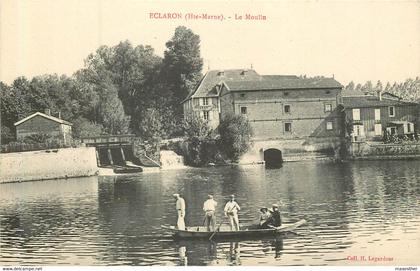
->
[218, 114, 253, 162]
[182, 115, 213, 139]
[138, 107, 165, 141]
[345, 81, 355, 90]
[162, 26, 203, 116]
[374, 80, 383, 93]
[72, 117, 103, 138]
[361, 81, 373, 94]
[97, 79, 131, 135]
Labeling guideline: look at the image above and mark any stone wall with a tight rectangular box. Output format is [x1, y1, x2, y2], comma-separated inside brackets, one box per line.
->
[347, 141, 420, 160]
[239, 137, 343, 164]
[0, 147, 99, 183]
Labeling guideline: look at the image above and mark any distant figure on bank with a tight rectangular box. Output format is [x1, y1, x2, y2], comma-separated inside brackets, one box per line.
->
[224, 194, 241, 231]
[203, 194, 218, 231]
[269, 203, 282, 227]
[259, 207, 272, 229]
[173, 193, 186, 230]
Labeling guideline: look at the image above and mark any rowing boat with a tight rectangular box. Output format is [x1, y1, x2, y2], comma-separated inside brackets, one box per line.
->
[162, 219, 306, 239]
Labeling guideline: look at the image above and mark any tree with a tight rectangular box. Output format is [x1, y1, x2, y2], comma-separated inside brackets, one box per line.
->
[72, 117, 103, 138]
[162, 26, 203, 116]
[138, 107, 165, 141]
[182, 116, 213, 139]
[374, 80, 383, 93]
[361, 81, 373, 94]
[218, 114, 253, 162]
[97, 79, 131, 135]
[345, 81, 355, 90]
[181, 116, 214, 166]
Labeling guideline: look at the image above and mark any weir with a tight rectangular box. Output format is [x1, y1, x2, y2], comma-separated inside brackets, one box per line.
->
[159, 150, 186, 169]
[81, 135, 160, 173]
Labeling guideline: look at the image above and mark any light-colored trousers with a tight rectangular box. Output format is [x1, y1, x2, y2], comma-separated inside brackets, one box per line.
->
[204, 211, 217, 231]
[177, 210, 186, 230]
[227, 214, 240, 231]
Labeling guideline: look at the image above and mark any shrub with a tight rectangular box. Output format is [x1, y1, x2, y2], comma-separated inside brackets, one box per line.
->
[218, 114, 253, 162]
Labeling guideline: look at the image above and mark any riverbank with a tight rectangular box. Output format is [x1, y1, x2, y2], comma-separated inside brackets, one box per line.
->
[0, 147, 99, 183]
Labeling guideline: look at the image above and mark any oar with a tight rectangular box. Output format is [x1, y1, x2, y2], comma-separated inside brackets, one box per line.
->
[209, 217, 225, 241]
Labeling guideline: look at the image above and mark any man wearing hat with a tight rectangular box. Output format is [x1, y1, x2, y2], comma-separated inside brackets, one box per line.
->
[173, 194, 186, 230]
[224, 194, 241, 231]
[203, 194, 218, 231]
[259, 207, 272, 229]
[269, 203, 282, 227]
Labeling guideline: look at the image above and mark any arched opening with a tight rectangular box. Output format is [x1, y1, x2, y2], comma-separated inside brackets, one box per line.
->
[264, 148, 283, 168]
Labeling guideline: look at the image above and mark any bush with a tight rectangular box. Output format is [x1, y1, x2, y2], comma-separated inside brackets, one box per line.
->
[218, 114, 253, 162]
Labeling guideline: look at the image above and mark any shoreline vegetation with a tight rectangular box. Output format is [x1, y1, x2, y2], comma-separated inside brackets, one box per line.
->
[2, 26, 420, 180]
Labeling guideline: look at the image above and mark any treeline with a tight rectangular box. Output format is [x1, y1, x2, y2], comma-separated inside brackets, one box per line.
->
[344, 77, 420, 102]
[0, 26, 203, 144]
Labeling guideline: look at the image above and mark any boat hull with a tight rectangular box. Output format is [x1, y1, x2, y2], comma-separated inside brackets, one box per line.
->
[162, 219, 306, 239]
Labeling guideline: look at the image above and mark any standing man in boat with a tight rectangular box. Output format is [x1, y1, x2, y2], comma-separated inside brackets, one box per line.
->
[269, 203, 282, 227]
[173, 193, 186, 230]
[224, 194, 241, 231]
[203, 194, 218, 231]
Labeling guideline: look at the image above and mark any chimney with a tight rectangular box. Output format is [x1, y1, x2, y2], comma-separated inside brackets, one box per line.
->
[378, 91, 382, 101]
[58, 111, 61, 119]
[44, 109, 51, 115]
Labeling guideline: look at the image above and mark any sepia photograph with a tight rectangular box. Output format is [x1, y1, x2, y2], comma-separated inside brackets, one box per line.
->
[0, 0, 419, 269]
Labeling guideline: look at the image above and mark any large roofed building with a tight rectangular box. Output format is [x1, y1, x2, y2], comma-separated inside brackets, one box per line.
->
[182, 69, 343, 141]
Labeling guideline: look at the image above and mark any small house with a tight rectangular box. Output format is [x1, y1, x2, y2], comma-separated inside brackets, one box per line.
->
[342, 94, 418, 141]
[14, 110, 73, 144]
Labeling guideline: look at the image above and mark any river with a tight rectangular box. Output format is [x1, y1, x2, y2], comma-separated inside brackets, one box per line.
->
[0, 160, 419, 266]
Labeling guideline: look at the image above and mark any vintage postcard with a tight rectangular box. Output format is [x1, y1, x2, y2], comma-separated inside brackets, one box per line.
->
[0, 0, 419, 270]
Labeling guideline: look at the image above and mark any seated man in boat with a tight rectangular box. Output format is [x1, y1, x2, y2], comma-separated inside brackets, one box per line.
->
[268, 203, 282, 227]
[259, 207, 272, 229]
[224, 194, 241, 231]
[203, 194, 218, 231]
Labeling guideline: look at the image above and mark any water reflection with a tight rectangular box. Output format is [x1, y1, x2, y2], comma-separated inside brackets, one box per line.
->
[0, 161, 419, 265]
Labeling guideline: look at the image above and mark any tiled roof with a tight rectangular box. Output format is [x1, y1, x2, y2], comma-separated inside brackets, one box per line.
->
[225, 77, 342, 91]
[183, 69, 261, 102]
[14, 112, 73, 126]
[183, 69, 342, 102]
[262, 75, 299, 80]
[342, 96, 417, 108]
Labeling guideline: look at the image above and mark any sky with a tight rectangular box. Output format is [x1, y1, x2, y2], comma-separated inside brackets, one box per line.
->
[1, 0, 419, 86]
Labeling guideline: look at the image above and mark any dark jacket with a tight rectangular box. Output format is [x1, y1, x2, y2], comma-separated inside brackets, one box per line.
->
[269, 210, 282, 227]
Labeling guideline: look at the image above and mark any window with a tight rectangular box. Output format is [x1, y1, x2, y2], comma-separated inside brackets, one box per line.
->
[203, 111, 209, 120]
[284, 92, 289, 96]
[389, 106, 395, 117]
[240, 106, 247, 115]
[353, 124, 364, 136]
[284, 105, 291, 114]
[326, 121, 333, 130]
[406, 123, 415, 133]
[375, 124, 382, 136]
[374, 108, 381, 121]
[325, 90, 331, 94]
[284, 122, 292, 133]
[203, 98, 209, 105]
[240, 93, 245, 98]
[353, 108, 360, 121]
[324, 104, 332, 112]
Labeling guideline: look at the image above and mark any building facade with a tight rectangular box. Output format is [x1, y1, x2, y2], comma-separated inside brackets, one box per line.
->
[14, 111, 73, 144]
[342, 94, 418, 141]
[183, 69, 343, 141]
